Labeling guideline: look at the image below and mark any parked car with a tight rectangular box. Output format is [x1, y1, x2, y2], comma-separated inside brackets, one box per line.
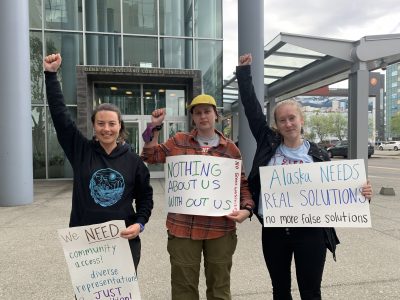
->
[317, 139, 339, 149]
[378, 141, 400, 151]
[326, 141, 374, 158]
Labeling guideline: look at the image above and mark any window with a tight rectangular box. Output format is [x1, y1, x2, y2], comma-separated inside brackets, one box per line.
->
[124, 36, 157, 67]
[159, 0, 193, 36]
[194, 0, 222, 38]
[30, 32, 44, 105]
[160, 38, 193, 69]
[85, 0, 121, 33]
[195, 39, 222, 100]
[46, 107, 74, 178]
[44, 32, 83, 104]
[86, 34, 122, 66]
[45, 0, 82, 30]
[94, 83, 141, 115]
[123, 0, 157, 35]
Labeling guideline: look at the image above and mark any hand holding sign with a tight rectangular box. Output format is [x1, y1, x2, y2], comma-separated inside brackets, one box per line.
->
[120, 223, 141, 239]
[58, 220, 141, 299]
[226, 209, 251, 223]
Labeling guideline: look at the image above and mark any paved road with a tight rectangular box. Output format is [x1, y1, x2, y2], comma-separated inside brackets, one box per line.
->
[0, 154, 399, 299]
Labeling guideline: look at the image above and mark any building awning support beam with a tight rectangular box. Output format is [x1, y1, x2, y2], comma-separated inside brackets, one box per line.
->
[348, 62, 370, 168]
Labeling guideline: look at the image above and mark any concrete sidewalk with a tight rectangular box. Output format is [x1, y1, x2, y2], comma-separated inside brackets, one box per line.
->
[0, 174, 399, 299]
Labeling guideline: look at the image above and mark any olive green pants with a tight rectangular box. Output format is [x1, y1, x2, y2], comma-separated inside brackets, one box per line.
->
[167, 231, 237, 300]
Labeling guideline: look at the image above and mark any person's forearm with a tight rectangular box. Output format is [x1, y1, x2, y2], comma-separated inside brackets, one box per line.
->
[142, 122, 163, 148]
[143, 130, 160, 148]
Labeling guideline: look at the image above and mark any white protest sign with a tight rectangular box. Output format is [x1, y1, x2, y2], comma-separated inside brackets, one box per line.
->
[259, 159, 371, 227]
[57, 220, 141, 300]
[165, 155, 241, 216]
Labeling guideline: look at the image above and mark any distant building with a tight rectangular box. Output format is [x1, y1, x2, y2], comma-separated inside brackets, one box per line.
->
[296, 71, 385, 143]
[332, 100, 340, 112]
[385, 63, 400, 139]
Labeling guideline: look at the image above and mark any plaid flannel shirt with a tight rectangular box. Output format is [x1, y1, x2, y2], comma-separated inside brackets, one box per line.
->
[141, 129, 254, 240]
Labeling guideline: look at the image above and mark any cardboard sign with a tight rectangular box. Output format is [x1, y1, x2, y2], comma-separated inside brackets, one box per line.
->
[259, 159, 371, 227]
[165, 155, 241, 216]
[58, 220, 141, 300]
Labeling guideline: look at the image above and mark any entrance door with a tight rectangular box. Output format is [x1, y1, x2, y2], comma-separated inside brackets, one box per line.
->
[123, 116, 188, 178]
[166, 119, 186, 137]
[123, 115, 165, 178]
[124, 120, 140, 154]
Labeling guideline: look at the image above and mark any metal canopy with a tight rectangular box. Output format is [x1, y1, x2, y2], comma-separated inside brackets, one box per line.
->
[223, 32, 400, 105]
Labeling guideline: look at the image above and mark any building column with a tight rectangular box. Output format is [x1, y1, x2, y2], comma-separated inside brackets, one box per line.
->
[348, 62, 369, 166]
[378, 85, 385, 141]
[238, 0, 264, 175]
[0, 0, 33, 206]
[86, 0, 99, 65]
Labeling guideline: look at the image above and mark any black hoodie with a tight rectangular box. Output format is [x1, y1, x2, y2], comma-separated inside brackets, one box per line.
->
[45, 71, 153, 228]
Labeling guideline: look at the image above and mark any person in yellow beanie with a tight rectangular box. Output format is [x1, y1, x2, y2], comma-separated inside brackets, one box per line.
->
[141, 94, 255, 300]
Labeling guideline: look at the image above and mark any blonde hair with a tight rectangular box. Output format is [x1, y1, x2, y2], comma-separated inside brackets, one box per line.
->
[273, 99, 304, 133]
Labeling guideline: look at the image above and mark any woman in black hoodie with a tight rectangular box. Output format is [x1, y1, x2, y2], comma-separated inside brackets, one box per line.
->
[44, 53, 153, 271]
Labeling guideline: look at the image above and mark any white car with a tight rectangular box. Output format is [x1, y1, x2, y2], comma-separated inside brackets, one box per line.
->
[378, 141, 400, 151]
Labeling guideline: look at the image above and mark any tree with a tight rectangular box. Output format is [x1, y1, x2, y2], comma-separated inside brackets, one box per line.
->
[327, 113, 347, 141]
[308, 114, 331, 142]
[30, 36, 57, 175]
[304, 131, 316, 142]
[303, 115, 316, 141]
[30, 36, 45, 170]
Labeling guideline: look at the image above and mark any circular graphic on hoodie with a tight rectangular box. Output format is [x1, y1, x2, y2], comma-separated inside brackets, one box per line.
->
[89, 168, 125, 207]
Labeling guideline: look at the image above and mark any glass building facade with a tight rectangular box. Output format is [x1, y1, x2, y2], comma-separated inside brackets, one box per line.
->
[29, 0, 223, 179]
[385, 63, 400, 139]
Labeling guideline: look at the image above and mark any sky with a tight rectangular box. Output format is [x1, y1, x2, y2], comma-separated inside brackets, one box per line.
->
[222, 0, 400, 79]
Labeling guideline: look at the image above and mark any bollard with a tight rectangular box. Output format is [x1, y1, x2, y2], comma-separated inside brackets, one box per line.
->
[379, 187, 395, 196]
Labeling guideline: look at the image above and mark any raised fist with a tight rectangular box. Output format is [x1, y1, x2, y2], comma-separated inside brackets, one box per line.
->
[151, 108, 166, 126]
[239, 53, 252, 66]
[43, 53, 62, 72]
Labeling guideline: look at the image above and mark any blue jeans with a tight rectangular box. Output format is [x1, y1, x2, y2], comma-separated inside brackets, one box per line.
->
[167, 231, 237, 300]
[262, 227, 327, 300]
